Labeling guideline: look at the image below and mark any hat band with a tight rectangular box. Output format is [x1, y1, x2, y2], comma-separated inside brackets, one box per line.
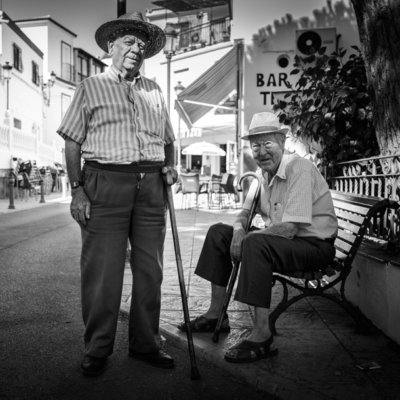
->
[249, 125, 283, 135]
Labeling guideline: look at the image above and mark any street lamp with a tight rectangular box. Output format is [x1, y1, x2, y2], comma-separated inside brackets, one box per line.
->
[2, 62, 12, 111]
[174, 81, 185, 174]
[41, 71, 57, 106]
[164, 23, 177, 115]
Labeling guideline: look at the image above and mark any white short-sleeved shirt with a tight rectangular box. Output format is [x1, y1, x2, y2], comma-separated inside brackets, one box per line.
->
[243, 152, 338, 240]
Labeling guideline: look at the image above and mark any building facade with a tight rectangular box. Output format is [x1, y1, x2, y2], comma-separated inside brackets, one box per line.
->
[0, 11, 107, 199]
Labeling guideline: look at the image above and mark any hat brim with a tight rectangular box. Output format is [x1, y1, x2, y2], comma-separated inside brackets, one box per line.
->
[241, 127, 289, 140]
[95, 19, 166, 59]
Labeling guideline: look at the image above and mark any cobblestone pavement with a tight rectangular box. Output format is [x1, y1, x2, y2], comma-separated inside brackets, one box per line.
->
[121, 192, 400, 400]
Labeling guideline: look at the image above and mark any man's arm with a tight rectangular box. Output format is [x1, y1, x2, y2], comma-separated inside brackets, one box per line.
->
[162, 141, 178, 185]
[251, 222, 299, 239]
[230, 208, 251, 262]
[65, 137, 91, 225]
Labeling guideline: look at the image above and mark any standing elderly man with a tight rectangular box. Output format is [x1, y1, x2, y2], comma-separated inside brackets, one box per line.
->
[178, 112, 338, 363]
[57, 12, 177, 376]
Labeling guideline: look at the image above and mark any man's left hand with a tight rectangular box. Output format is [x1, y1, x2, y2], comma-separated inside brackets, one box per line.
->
[162, 166, 178, 185]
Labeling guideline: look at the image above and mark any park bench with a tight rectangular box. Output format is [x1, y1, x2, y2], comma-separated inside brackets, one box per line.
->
[268, 190, 399, 334]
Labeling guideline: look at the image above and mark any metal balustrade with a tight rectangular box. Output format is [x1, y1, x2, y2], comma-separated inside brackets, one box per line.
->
[330, 154, 400, 244]
[175, 17, 231, 53]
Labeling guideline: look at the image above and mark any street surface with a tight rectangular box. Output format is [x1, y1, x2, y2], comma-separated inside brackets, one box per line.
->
[0, 203, 275, 400]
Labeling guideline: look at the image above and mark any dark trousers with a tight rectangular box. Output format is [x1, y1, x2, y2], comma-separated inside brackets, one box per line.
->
[195, 223, 335, 308]
[80, 164, 167, 358]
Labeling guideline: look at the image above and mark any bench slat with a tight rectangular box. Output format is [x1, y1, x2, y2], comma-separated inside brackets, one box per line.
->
[335, 208, 365, 225]
[331, 190, 383, 207]
[335, 248, 347, 261]
[338, 219, 362, 235]
[337, 229, 357, 244]
[334, 238, 352, 254]
[333, 198, 370, 215]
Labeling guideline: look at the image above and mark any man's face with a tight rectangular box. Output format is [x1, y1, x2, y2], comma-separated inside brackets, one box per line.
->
[109, 30, 148, 75]
[250, 133, 285, 176]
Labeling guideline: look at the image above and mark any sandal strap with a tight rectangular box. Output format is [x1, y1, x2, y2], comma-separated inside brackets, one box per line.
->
[229, 336, 273, 356]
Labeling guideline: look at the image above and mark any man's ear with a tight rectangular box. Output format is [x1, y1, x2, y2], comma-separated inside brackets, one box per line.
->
[108, 41, 114, 56]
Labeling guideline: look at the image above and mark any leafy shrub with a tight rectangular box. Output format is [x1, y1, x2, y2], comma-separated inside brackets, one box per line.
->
[273, 46, 379, 166]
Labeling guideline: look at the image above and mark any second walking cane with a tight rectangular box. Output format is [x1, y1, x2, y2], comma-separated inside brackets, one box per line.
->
[212, 171, 263, 343]
[165, 172, 200, 380]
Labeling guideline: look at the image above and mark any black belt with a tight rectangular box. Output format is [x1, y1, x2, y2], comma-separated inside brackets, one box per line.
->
[301, 236, 336, 245]
[319, 237, 336, 245]
[85, 160, 163, 173]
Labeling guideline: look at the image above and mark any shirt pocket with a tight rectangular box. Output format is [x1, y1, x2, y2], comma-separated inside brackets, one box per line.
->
[271, 202, 284, 224]
[147, 103, 163, 136]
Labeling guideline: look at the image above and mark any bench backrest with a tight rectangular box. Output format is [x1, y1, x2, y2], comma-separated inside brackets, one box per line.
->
[331, 190, 394, 271]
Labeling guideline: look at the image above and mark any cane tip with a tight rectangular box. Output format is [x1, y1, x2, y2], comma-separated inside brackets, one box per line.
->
[191, 367, 200, 380]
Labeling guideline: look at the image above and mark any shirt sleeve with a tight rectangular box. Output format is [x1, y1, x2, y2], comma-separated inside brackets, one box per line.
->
[281, 160, 313, 225]
[159, 89, 175, 145]
[56, 84, 89, 144]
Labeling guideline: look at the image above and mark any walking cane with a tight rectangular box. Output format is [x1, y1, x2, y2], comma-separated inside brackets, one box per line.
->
[165, 172, 200, 380]
[212, 172, 263, 343]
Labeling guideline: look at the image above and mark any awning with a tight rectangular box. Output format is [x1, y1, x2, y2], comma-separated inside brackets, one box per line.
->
[152, 0, 229, 13]
[175, 45, 237, 128]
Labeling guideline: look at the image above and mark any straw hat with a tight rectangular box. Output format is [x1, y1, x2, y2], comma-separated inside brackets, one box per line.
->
[95, 12, 166, 59]
[242, 112, 289, 140]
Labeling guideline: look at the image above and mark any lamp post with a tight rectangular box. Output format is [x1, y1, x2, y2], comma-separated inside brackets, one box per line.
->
[41, 71, 56, 106]
[164, 23, 177, 115]
[2, 62, 12, 111]
[174, 81, 185, 174]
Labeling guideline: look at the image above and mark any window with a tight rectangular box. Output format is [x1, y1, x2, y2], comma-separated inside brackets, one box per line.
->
[13, 44, 23, 72]
[13, 118, 22, 130]
[171, 22, 190, 49]
[76, 55, 89, 83]
[32, 62, 40, 86]
[93, 63, 103, 76]
[61, 42, 72, 81]
[61, 93, 71, 120]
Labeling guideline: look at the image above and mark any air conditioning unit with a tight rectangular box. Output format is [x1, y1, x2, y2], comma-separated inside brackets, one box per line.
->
[295, 28, 337, 57]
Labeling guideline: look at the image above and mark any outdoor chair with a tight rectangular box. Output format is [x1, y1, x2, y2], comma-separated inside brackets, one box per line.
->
[179, 173, 208, 210]
[208, 174, 224, 209]
[220, 173, 239, 208]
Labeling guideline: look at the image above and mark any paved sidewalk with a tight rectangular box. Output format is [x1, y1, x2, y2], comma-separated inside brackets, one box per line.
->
[121, 194, 400, 400]
[0, 190, 71, 215]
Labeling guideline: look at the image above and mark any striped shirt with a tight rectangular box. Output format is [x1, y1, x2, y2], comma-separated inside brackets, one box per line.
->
[57, 65, 175, 164]
[244, 152, 338, 240]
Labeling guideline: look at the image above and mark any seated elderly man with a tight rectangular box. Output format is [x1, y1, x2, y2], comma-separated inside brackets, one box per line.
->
[178, 112, 338, 363]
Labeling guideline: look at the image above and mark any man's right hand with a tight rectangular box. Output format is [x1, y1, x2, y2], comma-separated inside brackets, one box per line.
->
[230, 227, 246, 262]
[70, 187, 91, 226]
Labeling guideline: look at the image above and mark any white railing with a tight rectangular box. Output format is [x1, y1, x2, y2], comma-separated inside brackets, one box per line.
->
[0, 125, 9, 151]
[0, 124, 63, 169]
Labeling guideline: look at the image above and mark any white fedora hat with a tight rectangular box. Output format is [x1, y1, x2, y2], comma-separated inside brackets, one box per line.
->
[242, 112, 289, 140]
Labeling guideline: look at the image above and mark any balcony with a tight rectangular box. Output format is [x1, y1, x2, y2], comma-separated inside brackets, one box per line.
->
[175, 17, 231, 54]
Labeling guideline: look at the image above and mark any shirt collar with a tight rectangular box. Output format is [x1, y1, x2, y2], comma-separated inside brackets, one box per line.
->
[263, 151, 298, 184]
[108, 64, 142, 85]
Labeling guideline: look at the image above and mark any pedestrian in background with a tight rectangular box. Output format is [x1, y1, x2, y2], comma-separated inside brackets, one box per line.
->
[57, 12, 177, 377]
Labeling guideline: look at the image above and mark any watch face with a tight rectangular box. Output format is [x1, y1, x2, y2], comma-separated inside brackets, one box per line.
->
[71, 181, 80, 189]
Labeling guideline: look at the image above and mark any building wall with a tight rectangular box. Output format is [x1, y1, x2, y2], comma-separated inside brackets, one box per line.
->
[0, 22, 44, 169]
[18, 20, 77, 148]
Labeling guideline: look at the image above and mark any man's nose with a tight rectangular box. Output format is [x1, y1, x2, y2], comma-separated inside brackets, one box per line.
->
[130, 43, 141, 53]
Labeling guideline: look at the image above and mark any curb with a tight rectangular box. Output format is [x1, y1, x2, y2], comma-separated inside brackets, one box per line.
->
[119, 302, 305, 400]
[0, 196, 71, 215]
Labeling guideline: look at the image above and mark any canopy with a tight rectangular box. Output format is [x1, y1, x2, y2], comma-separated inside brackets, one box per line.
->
[182, 141, 226, 156]
[176, 45, 237, 127]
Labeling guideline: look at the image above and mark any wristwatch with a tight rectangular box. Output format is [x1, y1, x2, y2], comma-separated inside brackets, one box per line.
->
[71, 181, 83, 189]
